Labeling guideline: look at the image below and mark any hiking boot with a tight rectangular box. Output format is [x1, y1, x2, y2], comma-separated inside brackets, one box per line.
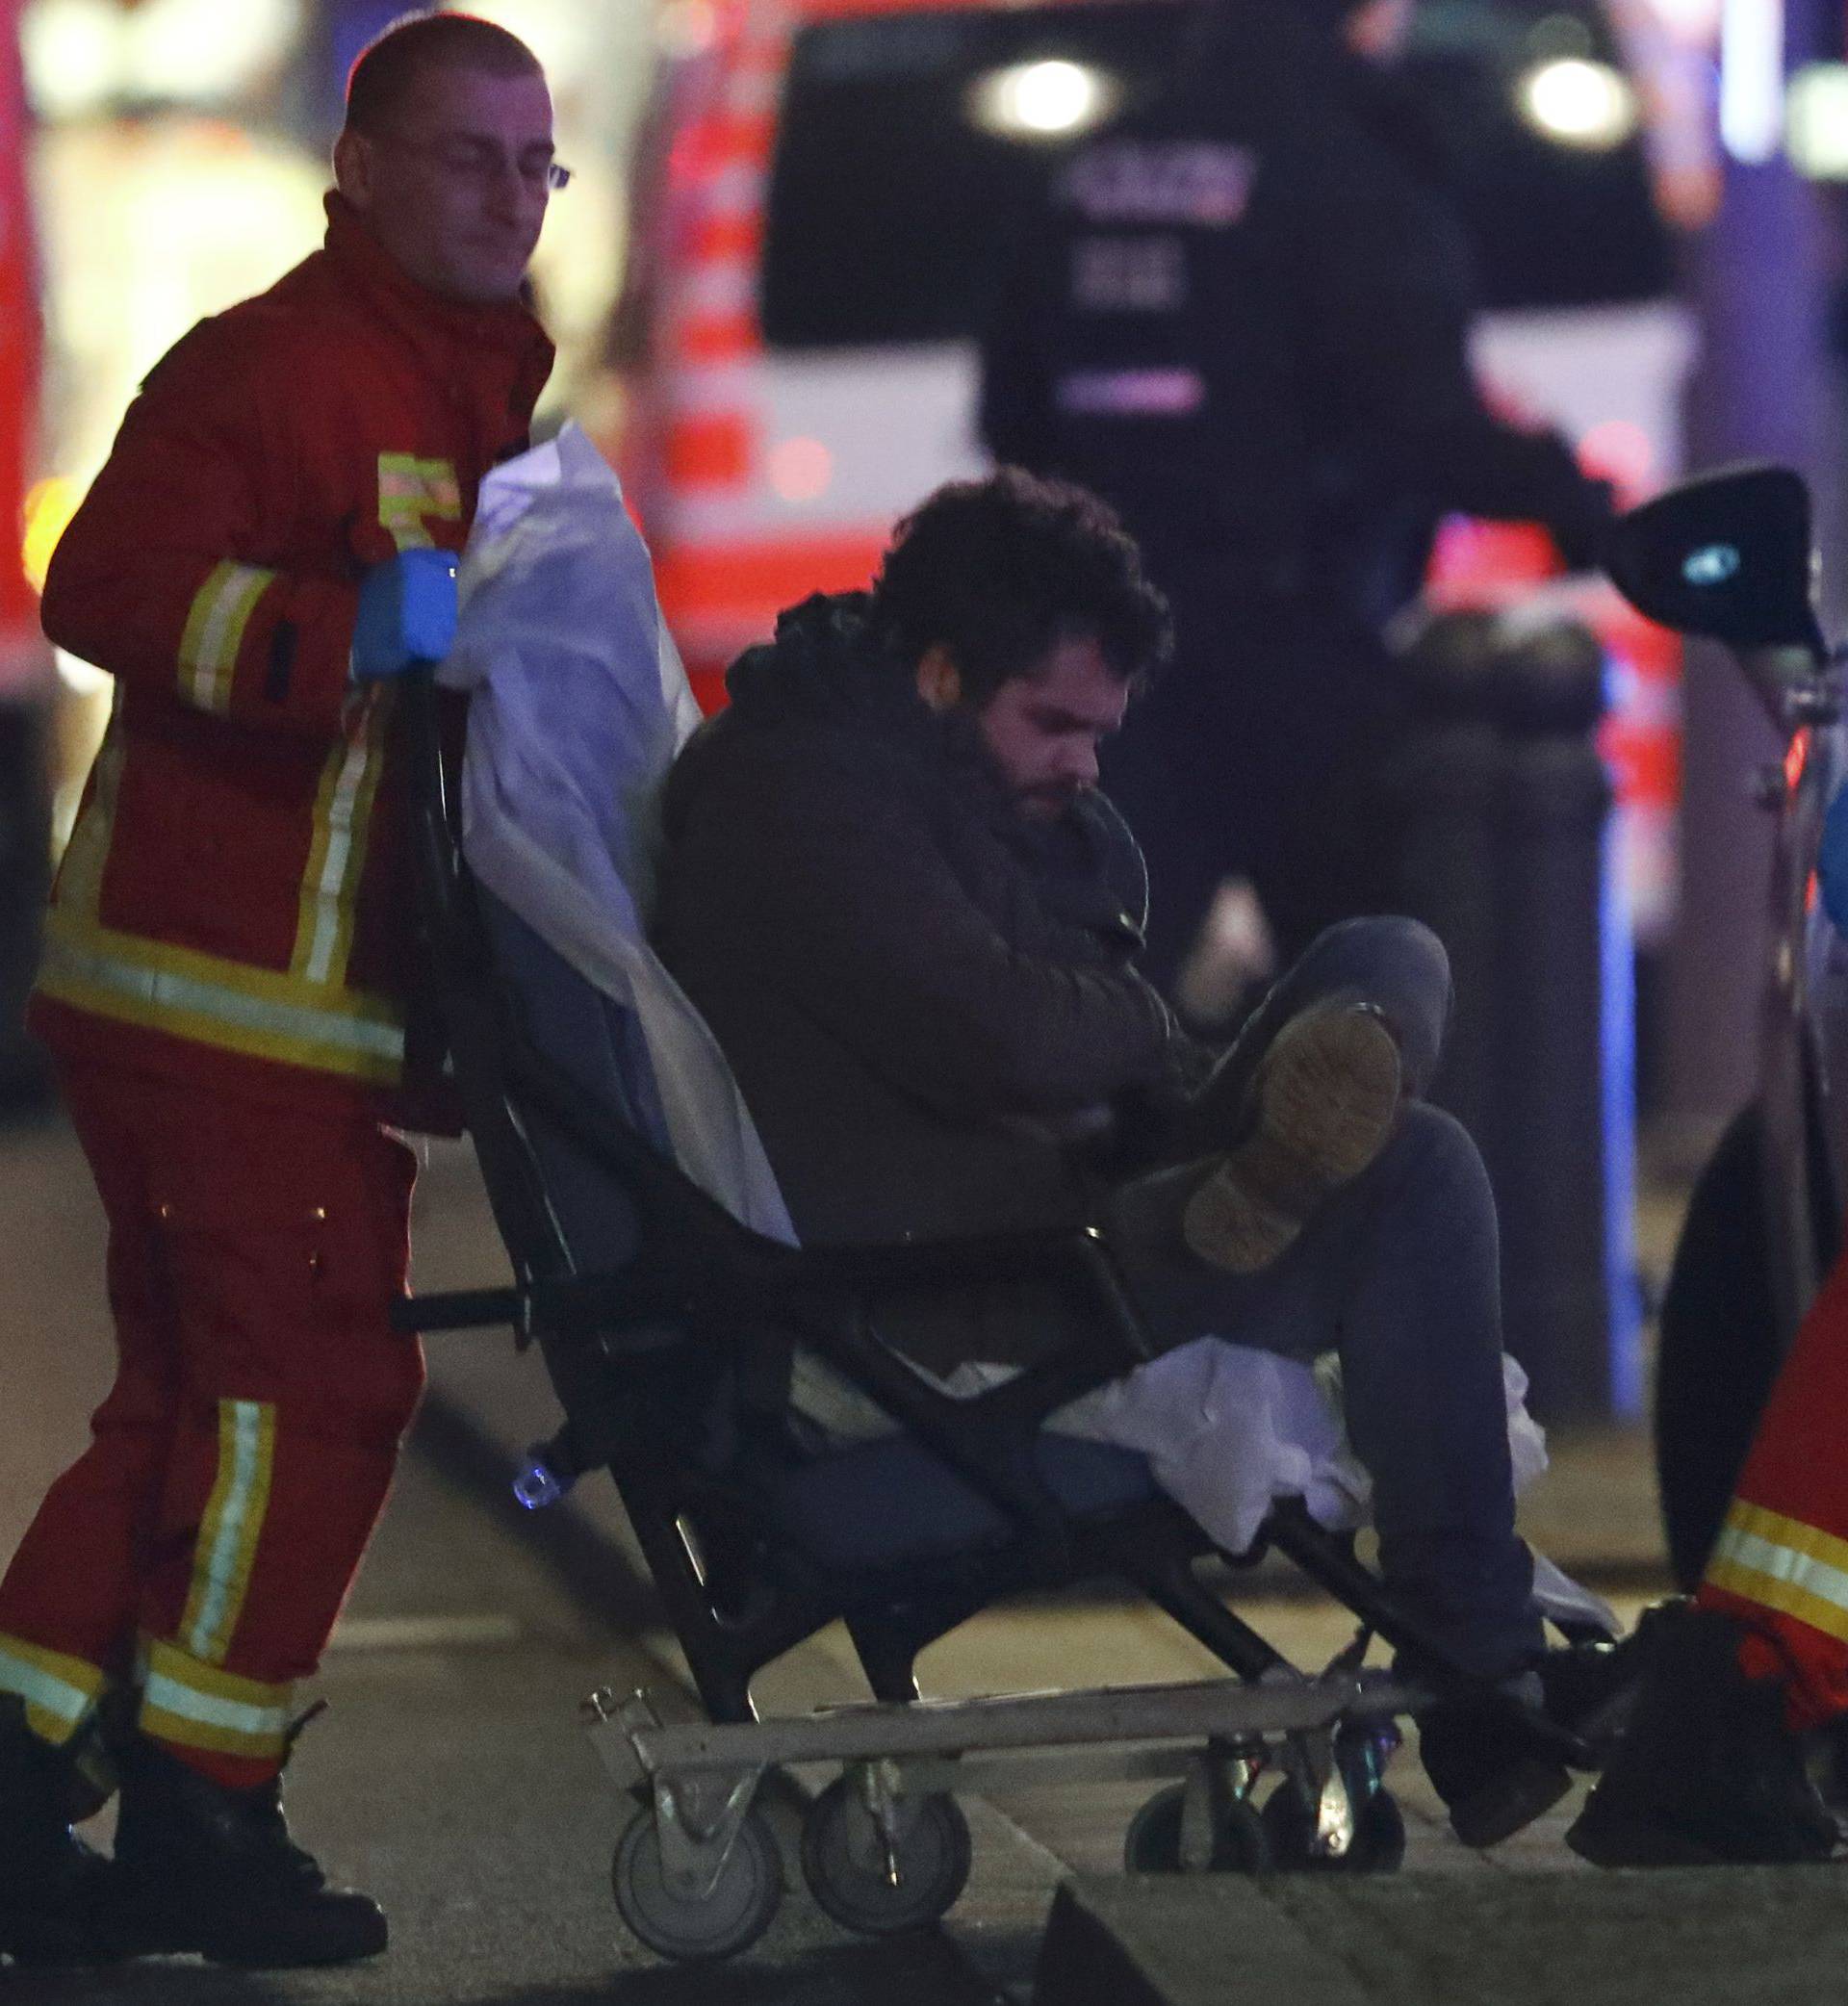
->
[0, 1693, 116, 1966]
[107, 1733, 388, 1967]
[1566, 1602, 1838, 1867]
[1183, 1000, 1401, 1273]
[1418, 1632, 1643, 1850]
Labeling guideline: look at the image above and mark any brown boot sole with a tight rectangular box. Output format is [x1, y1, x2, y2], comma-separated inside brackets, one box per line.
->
[1183, 1003, 1402, 1273]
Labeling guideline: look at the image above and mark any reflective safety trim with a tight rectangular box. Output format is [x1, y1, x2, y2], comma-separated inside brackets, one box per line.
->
[51, 685, 126, 926]
[293, 702, 389, 987]
[1055, 368, 1205, 418]
[141, 1639, 291, 1762]
[181, 1402, 277, 1665]
[179, 562, 277, 713]
[1706, 1501, 1848, 1646]
[377, 453, 462, 553]
[37, 920, 405, 1082]
[0, 1633, 107, 1747]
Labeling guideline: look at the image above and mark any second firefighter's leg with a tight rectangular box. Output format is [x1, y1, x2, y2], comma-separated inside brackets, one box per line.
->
[1569, 1242, 1848, 1865]
[112, 1087, 423, 1966]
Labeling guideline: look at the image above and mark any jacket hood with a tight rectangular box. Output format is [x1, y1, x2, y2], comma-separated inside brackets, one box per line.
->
[673, 590, 1149, 949]
[722, 590, 922, 729]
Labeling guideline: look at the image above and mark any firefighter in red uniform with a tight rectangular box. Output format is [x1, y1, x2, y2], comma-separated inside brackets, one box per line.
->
[0, 13, 557, 1968]
[1567, 1257, 1848, 1865]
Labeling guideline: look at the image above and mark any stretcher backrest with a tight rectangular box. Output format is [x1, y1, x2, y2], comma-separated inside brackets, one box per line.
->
[473, 887, 656, 1273]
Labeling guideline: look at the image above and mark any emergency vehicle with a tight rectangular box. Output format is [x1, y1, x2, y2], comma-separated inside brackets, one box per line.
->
[617, 0, 1691, 936]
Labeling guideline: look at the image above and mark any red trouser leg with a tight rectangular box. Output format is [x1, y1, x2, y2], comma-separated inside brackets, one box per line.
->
[0, 1059, 423, 1778]
[1698, 1231, 1848, 1730]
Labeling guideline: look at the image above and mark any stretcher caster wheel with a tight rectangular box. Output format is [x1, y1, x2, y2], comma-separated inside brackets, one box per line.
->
[612, 1802, 783, 1963]
[800, 1778, 972, 1934]
[1123, 1783, 1271, 1875]
[1261, 1781, 1406, 1873]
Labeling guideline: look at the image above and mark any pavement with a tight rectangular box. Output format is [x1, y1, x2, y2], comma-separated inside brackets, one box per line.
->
[0, 1106, 1810, 2005]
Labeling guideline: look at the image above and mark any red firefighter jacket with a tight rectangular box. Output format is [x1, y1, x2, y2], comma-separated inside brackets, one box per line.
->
[32, 193, 553, 1103]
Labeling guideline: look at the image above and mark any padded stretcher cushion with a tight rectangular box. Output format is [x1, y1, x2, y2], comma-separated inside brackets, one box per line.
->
[760, 1430, 1157, 1570]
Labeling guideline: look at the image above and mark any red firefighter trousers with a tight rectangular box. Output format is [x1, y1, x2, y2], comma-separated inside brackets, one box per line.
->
[0, 1057, 423, 1783]
[1698, 1231, 1848, 1730]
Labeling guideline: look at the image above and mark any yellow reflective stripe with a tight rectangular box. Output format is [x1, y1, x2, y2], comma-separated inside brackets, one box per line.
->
[377, 453, 462, 553]
[51, 685, 126, 926]
[141, 1638, 291, 1762]
[181, 1402, 277, 1665]
[1706, 1555, 1848, 1646]
[38, 917, 405, 1082]
[0, 1633, 107, 1746]
[1706, 1501, 1848, 1645]
[1724, 1499, 1848, 1578]
[292, 701, 389, 987]
[178, 562, 276, 713]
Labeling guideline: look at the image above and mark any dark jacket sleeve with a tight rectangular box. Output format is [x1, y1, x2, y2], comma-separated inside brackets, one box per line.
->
[1285, 147, 1611, 560]
[686, 738, 1185, 1119]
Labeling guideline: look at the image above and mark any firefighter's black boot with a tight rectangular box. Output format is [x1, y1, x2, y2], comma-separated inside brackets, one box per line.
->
[108, 1733, 388, 1967]
[0, 1694, 116, 1965]
[1566, 1601, 1838, 1866]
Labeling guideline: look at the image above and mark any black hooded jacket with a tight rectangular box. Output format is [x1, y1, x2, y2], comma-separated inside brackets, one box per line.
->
[654, 594, 1190, 1312]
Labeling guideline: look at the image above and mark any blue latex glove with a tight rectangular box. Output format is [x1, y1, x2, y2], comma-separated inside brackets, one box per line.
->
[350, 549, 458, 681]
[1821, 784, 1848, 936]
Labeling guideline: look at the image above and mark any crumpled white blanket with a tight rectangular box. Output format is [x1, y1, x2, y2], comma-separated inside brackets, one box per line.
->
[1050, 1345, 1547, 1557]
[439, 426, 1611, 1633]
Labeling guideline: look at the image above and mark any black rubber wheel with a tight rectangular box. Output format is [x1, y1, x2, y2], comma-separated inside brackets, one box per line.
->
[612, 1803, 783, 1964]
[799, 1780, 971, 1935]
[1123, 1783, 1272, 1875]
[1260, 1781, 1406, 1874]
[1655, 1105, 1789, 1589]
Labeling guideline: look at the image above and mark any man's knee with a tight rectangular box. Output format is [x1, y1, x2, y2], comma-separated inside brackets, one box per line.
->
[1380, 1101, 1493, 1213]
[1296, 916, 1450, 1093]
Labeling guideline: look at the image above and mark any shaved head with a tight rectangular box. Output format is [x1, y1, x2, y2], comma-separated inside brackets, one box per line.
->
[344, 13, 543, 139]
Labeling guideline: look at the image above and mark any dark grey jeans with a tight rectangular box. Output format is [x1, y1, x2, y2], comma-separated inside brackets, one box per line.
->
[1103, 916, 1543, 1677]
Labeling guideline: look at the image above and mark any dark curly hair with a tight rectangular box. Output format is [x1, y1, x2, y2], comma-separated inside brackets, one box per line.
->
[870, 468, 1172, 705]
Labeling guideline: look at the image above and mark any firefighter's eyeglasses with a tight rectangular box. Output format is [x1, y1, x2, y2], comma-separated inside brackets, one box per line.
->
[380, 135, 573, 193]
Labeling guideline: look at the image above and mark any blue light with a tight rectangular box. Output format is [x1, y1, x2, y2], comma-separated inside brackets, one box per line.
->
[513, 1457, 567, 1511]
[1683, 543, 1743, 587]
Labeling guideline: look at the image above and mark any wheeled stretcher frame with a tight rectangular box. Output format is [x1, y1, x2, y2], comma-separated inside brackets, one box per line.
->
[388, 671, 1604, 1961]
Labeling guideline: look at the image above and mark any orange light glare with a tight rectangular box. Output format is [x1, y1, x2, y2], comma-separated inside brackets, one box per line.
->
[21, 476, 81, 596]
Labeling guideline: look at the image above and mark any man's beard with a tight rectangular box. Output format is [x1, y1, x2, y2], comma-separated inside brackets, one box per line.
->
[1015, 782, 1081, 819]
[938, 707, 1079, 821]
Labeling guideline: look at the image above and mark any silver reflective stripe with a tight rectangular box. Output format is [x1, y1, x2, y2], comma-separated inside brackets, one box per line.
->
[39, 935, 403, 1063]
[141, 1669, 290, 1741]
[0, 1647, 91, 1727]
[299, 723, 383, 986]
[1711, 1524, 1848, 1618]
[185, 1402, 271, 1661]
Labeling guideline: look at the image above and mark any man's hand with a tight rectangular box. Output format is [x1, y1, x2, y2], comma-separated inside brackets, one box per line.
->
[351, 549, 458, 681]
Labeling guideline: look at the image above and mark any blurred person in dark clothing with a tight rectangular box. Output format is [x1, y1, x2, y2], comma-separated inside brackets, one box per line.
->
[979, 0, 1613, 990]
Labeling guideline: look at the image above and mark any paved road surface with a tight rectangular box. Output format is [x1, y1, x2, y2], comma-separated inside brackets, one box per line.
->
[0, 1114, 1696, 2002]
